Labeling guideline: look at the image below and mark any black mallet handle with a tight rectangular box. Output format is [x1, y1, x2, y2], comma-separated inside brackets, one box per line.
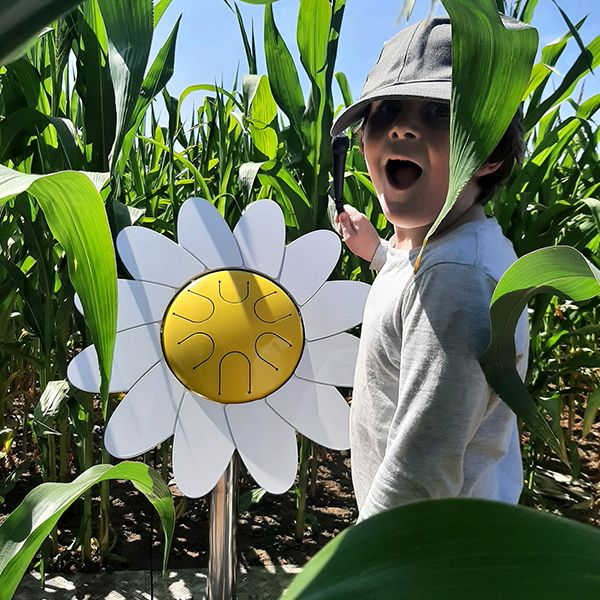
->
[332, 135, 350, 214]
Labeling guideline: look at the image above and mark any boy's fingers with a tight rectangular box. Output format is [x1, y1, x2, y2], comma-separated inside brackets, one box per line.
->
[343, 203, 359, 217]
[337, 212, 356, 240]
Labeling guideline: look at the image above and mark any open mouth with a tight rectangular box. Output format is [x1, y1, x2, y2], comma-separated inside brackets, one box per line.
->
[385, 159, 423, 190]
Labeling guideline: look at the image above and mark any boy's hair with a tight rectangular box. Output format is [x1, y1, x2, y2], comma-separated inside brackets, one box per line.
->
[476, 107, 525, 204]
[355, 103, 525, 205]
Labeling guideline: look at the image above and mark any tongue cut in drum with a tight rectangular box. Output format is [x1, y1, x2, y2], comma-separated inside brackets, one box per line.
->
[387, 160, 422, 190]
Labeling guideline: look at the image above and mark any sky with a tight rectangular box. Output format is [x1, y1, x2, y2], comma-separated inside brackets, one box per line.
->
[152, 0, 600, 124]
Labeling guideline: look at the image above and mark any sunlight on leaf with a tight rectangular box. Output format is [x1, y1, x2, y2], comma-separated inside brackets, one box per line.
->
[0, 462, 174, 600]
[284, 498, 600, 599]
[480, 246, 600, 462]
[0, 166, 117, 404]
[417, 0, 538, 268]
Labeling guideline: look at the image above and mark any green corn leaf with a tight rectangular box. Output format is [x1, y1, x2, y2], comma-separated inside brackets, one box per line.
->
[0, 108, 82, 169]
[334, 71, 353, 108]
[154, 0, 174, 27]
[582, 388, 600, 438]
[297, 0, 330, 87]
[581, 199, 600, 235]
[97, 0, 154, 171]
[0, 462, 174, 600]
[117, 15, 181, 174]
[3, 60, 59, 159]
[0, 166, 116, 404]
[244, 74, 279, 159]
[238, 0, 280, 4]
[264, 4, 305, 134]
[480, 246, 600, 462]
[419, 0, 538, 263]
[541, 16, 586, 67]
[283, 498, 600, 599]
[574, 93, 600, 120]
[0, 429, 15, 460]
[524, 16, 586, 119]
[0, 256, 45, 346]
[75, 0, 117, 172]
[517, 0, 539, 23]
[550, 0, 593, 74]
[234, 2, 257, 75]
[138, 135, 212, 200]
[0, 0, 84, 64]
[176, 83, 241, 131]
[524, 32, 600, 131]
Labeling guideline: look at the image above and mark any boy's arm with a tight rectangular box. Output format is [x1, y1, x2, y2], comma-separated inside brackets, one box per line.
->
[336, 205, 388, 270]
[357, 262, 502, 521]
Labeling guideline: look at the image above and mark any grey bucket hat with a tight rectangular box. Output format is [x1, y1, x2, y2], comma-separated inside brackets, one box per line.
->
[331, 17, 452, 137]
[331, 15, 529, 137]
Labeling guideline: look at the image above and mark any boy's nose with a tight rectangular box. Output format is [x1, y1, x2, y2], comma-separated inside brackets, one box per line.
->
[387, 108, 421, 140]
[388, 123, 419, 140]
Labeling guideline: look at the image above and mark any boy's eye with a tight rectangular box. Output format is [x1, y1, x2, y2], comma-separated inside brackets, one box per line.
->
[365, 101, 403, 134]
[378, 101, 402, 117]
[426, 103, 450, 121]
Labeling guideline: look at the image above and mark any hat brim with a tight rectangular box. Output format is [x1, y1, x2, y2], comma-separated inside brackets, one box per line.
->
[330, 80, 451, 138]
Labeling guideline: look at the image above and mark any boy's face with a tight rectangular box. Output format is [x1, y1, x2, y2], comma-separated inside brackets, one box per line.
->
[361, 97, 480, 231]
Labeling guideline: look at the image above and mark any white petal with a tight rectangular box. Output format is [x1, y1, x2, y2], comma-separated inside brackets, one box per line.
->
[75, 280, 174, 332]
[296, 333, 360, 386]
[177, 197, 243, 269]
[104, 361, 185, 458]
[279, 231, 341, 305]
[301, 280, 370, 340]
[173, 393, 235, 498]
[267, 376, 350, 450]
[233, 200, 285, 278]
[117, 227, 205, 288]
[67, 323, 163, 393]
[226, 400, 297, 494]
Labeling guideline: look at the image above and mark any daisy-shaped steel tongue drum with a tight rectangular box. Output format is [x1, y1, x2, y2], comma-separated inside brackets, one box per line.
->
[67, 198, 370, 598]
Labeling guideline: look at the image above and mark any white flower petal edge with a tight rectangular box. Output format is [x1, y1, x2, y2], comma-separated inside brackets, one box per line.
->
[173, 393, 235, 498]
[301, 280, 370, 340]
[295, 333, 360, 387]
[67, 323, 163, 393]
[75, 280, 174, 332]
[177, 198, 243, 269]
[226, 400, 298, 494]
[267, 376, 350, 450]
[117, 226, 206, 289]
[233, 200, 285, 279]
[104, 361, 185, 458]
[278, 230, 341, 305]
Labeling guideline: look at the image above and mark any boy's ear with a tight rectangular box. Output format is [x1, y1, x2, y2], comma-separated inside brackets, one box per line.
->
[475, 160, 503, 177]
[359, 131, 365, 154]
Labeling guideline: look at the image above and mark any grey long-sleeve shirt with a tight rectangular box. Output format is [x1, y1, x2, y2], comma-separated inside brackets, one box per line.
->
[350, 217, 528, 522]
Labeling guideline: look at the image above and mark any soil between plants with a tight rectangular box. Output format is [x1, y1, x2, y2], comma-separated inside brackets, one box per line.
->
[111, 448, 357, 572]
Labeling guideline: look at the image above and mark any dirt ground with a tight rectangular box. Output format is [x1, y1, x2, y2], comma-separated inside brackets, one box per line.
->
[2, 423, 599, 575]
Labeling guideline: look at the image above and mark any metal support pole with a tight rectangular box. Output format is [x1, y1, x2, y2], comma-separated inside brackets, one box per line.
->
[207, 452, 238, 600]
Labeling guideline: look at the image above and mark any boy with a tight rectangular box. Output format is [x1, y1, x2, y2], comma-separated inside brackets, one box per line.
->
[331, 17, 530, 522]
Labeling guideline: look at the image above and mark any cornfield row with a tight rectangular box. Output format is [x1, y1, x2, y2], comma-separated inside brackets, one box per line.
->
[0, 0, 599, 581]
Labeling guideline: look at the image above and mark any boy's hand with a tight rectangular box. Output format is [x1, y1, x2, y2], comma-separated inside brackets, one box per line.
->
[335, 204, 381, 263]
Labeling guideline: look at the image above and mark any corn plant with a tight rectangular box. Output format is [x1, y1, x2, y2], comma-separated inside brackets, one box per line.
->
[0, 0, 180, 570]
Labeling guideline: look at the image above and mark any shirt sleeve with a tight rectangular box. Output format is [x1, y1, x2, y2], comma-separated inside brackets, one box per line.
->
[369, 239, 389, 271]
[358, 262, 497, 521]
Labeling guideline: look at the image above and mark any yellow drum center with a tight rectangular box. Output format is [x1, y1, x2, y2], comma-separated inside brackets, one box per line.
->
[161, 270, 304, 403]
